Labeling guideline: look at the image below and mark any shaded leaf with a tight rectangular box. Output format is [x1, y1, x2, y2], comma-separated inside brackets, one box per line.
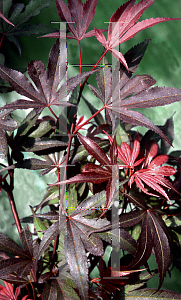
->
[0, 232, 29, 258]
[0, 258, 29, 277]
[20, 226, 34, 257]
[0, 109, 18, 160]
[52, 271, 80, 300]
[0, 11, 14, 26]
[42, 282, 57, 300]
[147, 210, 171, 289]
[22, 137, 68, 152]
[0, 0, 54, 56]
[121, 288, 181, 299]
[82, 94, 105, 126]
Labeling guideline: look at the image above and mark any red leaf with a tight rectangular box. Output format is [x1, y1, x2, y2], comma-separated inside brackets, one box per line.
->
[0, 11, 14, 27]
[143, 140, 158, 167]
[119, 17, 181, 45]
[54, 0, 100, 41]
[77, 133, 111, 168]
[95, 0, 181, 69]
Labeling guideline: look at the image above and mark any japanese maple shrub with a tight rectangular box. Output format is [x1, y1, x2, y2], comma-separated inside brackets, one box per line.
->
[0, 0, 181, 299]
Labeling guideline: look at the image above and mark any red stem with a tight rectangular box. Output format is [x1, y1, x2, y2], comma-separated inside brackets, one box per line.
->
[78, 40, 82, 82]
[58, 134, 72, 215]
[0, 33, 5, 49]
[82, 49, 108, 86]
[5, 184, 22, 237]
[73, 106, 105, 134]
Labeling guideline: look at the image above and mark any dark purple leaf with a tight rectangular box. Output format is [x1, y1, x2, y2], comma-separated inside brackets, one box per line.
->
[127, 215, 153, 270]
[20, 227, 34, 257]
[0, 40, 98, 112]
[42, 282, 57, 300]
[0, 232, 29, 258]
[88, 60, 181, 145]
[147, 210, 171, 289]
[0, 258, 29, 277]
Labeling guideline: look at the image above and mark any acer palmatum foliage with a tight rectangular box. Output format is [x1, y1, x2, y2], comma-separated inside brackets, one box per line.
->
[0, 0, 181, 299]
[94, 0, 181, 69]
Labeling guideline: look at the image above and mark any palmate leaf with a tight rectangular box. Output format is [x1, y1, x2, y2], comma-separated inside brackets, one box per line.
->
[94, 190, 171, 290]
[0, 0, 55, 55]
[0, 281, 33, 300]
[0, 39, 98, 112]
[121, 208, 171, 289]
[0, 227, 35, 278]
[94, 0, 181, 70]
[88, 56, 181, 146]
[0, 151, 66, 177]
[56, 0, 97, 40]
[41, 0, 106, 41]
[34, 191, 110, 300]
[64, 193, 110, 300]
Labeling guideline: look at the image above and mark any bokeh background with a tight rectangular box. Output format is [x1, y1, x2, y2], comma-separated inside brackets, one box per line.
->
[0, 0, 181, 292]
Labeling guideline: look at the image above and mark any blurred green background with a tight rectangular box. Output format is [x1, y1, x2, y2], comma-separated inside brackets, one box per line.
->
[0, 0, 181, 292]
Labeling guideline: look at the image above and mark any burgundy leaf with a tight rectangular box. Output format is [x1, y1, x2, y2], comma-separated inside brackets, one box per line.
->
[64, 193, 110, 299]
[0, 233, 29, 258]
[55, 0, 101, 40]
[94, 0, 181, 69]
[89, 61, 176, 145]
[147, 210, 171, 289]
[0, 40, 98, 112]
[0, 258, 29, 277]
[50, 169, 111, 185]
[119, 210, 145, 228]
[65, 221, 89, 300]
[119, 228, 137, 255]
[126, 215, 153, 270]
[40, 0, 107, 41]
[20, 227, 34, 257]
[35, 220, 65, 266]
[126, 288, 181, 298]
[77, 133, 111, 168]
[122, 86, 181, 109]
[42, 282, 57, 300]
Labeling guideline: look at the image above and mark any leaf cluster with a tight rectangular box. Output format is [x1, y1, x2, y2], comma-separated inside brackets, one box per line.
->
[0, 0, 181, 299]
